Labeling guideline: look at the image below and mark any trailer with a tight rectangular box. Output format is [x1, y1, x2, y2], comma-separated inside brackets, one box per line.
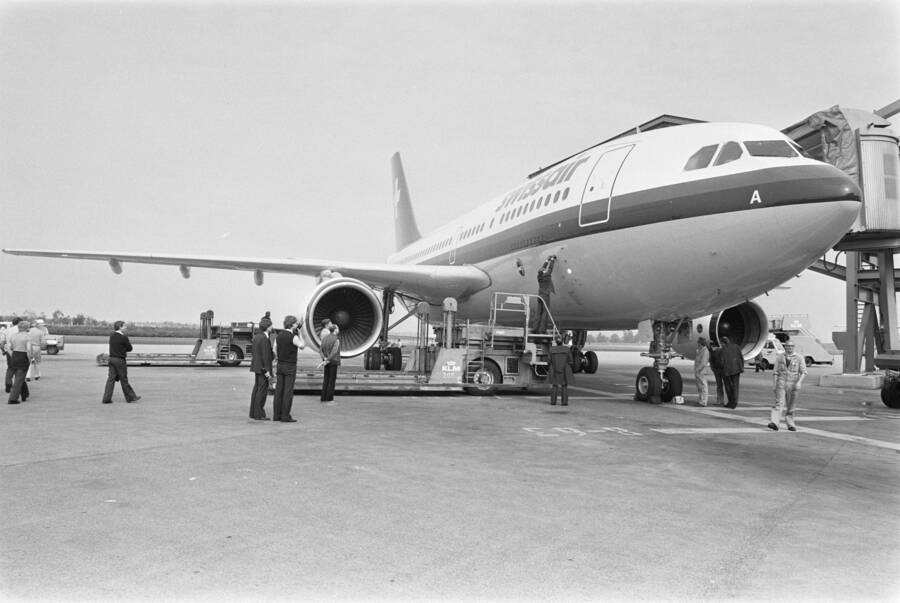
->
[96, 310, 261, 368]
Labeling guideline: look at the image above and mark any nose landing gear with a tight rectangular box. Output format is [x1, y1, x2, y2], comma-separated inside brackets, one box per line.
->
[634, 320, 685, 403]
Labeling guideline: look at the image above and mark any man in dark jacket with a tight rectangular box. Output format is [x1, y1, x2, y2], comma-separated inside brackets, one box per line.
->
[273, 315, 305, 423]
[548, 336, 573, 406]
[532, 255, 557, 333]
[249, 316, 273, 420]
[720, 336, 744, 409]
[708, 340, 726, 406]
[102, 321, 141, 404]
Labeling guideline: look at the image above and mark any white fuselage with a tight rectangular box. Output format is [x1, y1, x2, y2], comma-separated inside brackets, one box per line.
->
[388, 123, 861, 328]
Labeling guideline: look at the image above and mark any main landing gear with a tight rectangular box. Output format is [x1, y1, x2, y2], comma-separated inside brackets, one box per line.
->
[634, 320, 684, 404]
[569, 330, 598, 374]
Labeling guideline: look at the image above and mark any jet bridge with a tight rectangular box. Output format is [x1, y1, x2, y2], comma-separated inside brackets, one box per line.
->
[785, 100, 900, 407]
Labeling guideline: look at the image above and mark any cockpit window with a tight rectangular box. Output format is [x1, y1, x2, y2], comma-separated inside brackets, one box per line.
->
[744, 140, 798, 158]
[683, 144, 718, 171]
[713, 141, 743, 166]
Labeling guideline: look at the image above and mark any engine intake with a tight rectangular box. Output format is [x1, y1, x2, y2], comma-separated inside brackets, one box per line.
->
[300, 277, 383, 358]
[675, 301, 769, 360]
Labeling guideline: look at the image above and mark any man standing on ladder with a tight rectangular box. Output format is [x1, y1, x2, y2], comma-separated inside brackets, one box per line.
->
[532, 255, 557, 333]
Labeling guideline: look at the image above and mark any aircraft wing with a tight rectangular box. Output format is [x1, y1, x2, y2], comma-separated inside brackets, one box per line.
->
[1, 248, 491, 302]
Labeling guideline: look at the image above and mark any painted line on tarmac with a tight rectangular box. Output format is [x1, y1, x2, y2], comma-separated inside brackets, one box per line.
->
[668, 405, 900, 451]
[568, 385, 626, 398]
[654, 427, 767, 435]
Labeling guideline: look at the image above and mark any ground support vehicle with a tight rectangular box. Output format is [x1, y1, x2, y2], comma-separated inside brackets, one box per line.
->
[292, 292, 598, 395]
[96, 310, 259, 368]
[41, 333, 65, 355]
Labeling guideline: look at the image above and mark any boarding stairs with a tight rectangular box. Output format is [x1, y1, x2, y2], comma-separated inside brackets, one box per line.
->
[487, 291, 561, 378]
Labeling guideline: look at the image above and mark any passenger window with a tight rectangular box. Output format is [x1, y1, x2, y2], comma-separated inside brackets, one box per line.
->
[713, 141, 743, 166]
[744, 140, 797, 158]
[684, 145, 718, 171]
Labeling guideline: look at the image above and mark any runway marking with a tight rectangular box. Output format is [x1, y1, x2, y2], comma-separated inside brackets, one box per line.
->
[667, 405, 900, 451]
[523, 426, 642, 438]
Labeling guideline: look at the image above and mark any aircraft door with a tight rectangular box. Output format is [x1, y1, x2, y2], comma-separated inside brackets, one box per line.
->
[579, 144, 634, 227]
[449, 227, 460, 264]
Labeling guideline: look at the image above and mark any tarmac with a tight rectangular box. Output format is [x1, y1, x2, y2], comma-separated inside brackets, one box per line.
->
[2, 345, 899, 602]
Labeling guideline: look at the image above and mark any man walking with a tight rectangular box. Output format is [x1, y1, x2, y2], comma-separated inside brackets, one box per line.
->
[7, 321, 32, 404]
[26, 318, 47, 381]
[102, 321, 141, 404]
[768, 340, 807, 431]
[273, 315, 305, 423]
[720, 336, 744, 409]
[249, 315, 273, 420]
[3, 317, 21, 394]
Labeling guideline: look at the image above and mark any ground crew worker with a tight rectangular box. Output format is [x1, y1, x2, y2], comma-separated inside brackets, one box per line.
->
[694, 337, 710, 406]
[548, 335, 573, 406]
[533, 255, 557, 333]
[768, 340, 807, 431]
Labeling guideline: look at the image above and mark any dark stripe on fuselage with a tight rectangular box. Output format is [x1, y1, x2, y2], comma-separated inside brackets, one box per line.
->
[413, 163, 859, 267]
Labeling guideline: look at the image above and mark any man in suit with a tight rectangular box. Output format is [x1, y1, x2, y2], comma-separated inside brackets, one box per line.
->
[720, 336, 744, 409]
[102, 321, 141, 404]
[249, 315, 273, 420]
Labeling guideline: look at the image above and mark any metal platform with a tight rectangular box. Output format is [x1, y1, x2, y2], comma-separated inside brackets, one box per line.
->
[291, 368, 466, 393]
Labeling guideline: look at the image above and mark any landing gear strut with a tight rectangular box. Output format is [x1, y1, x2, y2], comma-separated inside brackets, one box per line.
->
[363, 288, 404, 371]
[569, 329, 598, 374]
[634, 320, 684, 403]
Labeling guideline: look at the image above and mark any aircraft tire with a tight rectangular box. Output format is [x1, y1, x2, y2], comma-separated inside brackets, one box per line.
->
[464, 359, 502, 396]
[661, 367, 683, 402]
[571, 349, 585, 373]
[880, 379, 900, 409]
[635, 367, 661, 403]
[364, 348, 380, 371]
[386, 347, 402, 371]
[584, 351, 599, 374]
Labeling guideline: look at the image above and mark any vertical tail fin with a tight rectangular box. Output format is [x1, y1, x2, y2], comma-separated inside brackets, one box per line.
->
[392, 152, 422, 251]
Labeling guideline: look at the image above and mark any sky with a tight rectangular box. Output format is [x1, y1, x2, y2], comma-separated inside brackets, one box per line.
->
[0, 0, 898, 340]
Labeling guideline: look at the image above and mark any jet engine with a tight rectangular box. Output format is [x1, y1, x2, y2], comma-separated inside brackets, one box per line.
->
[674, 301, 769, 361]
[299, 277, 383, 357]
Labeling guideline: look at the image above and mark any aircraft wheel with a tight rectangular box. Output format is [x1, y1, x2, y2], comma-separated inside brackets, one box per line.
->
[661, 367, 683, 402]
[571, 349, 585, 373]
[364, 348, 380, 371]
[880, 378, 900, 409]
[385, 347, 402, 371]
[218, 346, 244, 367]
[464, 359, 502, 396]
[635, 367, 661, 402]
[584, 351, 599, 374]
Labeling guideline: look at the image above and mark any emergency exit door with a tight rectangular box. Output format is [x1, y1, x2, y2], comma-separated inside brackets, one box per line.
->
[579, 144, 634, 227]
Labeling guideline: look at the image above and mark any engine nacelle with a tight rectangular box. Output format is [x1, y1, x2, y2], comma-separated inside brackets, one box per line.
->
[673, 301, 769, 361]
[300, 277, 383, 358]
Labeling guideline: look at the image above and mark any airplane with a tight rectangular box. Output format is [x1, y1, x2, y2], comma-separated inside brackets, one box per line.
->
[4, 121, 861, 400]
